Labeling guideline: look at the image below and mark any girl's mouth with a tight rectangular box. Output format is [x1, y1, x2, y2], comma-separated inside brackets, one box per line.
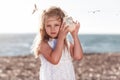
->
[51, 32, 56, 34]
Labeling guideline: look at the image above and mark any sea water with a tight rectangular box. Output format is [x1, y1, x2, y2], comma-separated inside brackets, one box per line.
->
[0, 33, 120, 56]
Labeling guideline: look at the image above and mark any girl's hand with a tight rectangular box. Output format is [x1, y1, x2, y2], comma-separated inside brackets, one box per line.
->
[70, 21, 80, 38]
[58, 22, 69, 40]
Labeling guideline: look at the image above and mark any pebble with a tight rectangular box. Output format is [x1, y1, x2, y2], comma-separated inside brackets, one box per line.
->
[0, 53, 120, 80]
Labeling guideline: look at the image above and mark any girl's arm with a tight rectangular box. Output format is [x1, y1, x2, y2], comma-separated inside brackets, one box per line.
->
[39, 23, 69, 65]
[70, 21, 83, 60]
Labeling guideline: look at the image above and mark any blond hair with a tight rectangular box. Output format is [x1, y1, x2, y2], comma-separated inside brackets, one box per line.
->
[31, 6, 68, 58]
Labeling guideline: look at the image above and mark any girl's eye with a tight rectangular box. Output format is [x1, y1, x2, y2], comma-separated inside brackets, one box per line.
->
[55, 24, 59, 27]
[47, 25, 51, 27]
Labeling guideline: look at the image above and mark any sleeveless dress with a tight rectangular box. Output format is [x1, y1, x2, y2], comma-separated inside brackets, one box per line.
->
[39, 39, 76, 80]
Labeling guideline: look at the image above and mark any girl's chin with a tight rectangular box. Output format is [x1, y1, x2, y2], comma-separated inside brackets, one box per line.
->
[49, 36, 58, 39]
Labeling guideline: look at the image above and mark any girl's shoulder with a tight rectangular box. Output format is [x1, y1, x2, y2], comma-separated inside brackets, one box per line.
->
[39, 40, 48, 46]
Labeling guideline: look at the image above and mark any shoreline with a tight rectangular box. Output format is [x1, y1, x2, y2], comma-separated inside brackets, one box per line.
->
[0, 53, 120, 80]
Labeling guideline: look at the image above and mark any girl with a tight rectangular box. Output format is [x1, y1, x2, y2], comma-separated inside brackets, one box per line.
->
[32, 6, 83, 80]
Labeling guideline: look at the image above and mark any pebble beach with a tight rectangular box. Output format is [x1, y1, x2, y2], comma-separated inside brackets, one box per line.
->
[0, 53, 120, 80]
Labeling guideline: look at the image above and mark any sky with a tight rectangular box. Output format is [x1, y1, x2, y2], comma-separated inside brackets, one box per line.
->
[0, 0, 120, 34]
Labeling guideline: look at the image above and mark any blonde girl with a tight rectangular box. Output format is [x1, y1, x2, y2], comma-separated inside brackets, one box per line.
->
[32, 6, 83, 80]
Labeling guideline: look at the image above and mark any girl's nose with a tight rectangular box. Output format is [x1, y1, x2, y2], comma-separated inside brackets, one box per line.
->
[51, 26, 55, 31]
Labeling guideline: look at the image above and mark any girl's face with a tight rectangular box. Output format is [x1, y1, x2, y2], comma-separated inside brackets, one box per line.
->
[45, 17, 61, 39]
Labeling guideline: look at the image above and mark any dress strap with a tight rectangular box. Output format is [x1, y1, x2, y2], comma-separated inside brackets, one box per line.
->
[48, 39, 57, 50]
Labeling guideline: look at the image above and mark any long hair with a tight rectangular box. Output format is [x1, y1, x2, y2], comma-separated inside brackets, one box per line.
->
[31, 6, 68, 58]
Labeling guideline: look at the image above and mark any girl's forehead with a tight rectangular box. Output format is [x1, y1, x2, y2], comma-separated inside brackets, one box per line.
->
[45, 16, 61, 22]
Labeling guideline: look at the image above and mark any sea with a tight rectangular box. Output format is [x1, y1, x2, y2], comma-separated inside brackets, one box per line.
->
[0, 33, 120, 56]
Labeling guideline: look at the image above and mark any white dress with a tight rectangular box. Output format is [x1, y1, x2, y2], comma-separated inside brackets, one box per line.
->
[39, 39, 76, 80]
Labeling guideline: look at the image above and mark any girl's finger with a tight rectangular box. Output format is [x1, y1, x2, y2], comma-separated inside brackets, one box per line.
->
[64, 25, 69, 33]
[60, 22, 65, 31]
[62, 23, 67, 31]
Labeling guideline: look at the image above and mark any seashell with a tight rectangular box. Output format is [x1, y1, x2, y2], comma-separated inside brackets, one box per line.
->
[63, 16, 75, 32]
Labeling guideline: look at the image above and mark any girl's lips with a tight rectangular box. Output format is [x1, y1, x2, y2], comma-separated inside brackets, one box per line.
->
[51, 32, 56, 34]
